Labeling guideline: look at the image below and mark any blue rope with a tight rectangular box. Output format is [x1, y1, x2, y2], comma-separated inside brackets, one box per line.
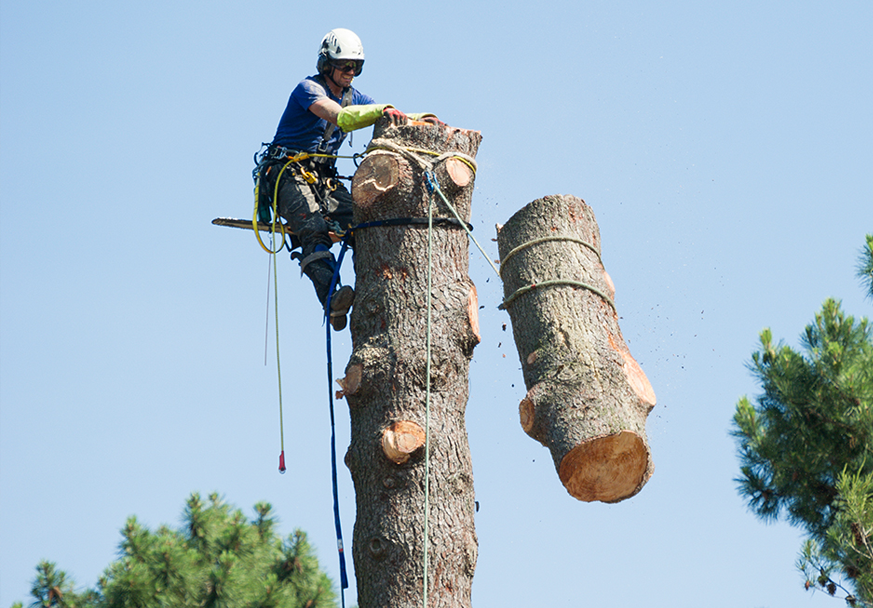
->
[318, 213, 467, 607]
[324, 236, 353, 606]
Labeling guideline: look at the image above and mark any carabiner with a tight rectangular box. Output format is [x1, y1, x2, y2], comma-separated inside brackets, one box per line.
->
[300, 168, 318, 185]
[424, 170, 437, 194]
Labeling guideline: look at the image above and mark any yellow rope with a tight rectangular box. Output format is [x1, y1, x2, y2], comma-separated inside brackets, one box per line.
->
[252, 157, 295, 254]
[364, 141, 479, 176]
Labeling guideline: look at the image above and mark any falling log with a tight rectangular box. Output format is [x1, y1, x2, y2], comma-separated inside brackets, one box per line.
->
[496, 194, 655, 503]
[341, 117, 482, 608]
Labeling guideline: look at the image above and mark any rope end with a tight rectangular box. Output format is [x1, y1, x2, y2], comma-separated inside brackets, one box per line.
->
[278, 451, 286, 474]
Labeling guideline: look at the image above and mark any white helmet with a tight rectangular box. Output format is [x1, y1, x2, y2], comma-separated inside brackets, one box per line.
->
[317, 28, 365, 76]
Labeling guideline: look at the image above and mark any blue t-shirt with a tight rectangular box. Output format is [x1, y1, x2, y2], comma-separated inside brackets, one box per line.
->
[272, 75, 376, 154]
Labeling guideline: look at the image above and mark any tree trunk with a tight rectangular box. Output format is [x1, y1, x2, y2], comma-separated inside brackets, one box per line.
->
[496, 195, 656, 503]
[338, 118, 482, 608]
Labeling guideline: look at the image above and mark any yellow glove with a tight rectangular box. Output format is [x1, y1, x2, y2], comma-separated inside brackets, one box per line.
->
[337, 104, 393, 131]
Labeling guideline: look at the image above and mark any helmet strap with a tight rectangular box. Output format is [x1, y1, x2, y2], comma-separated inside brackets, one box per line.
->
[324, 68, 347, 96]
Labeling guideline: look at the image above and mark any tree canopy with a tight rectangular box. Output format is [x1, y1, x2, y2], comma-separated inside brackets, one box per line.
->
[13, 493, 336, 608]
[733, 236, 873, 605]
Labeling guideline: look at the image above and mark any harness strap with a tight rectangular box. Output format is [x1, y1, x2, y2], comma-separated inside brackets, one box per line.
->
[298, 250, 333, 276]
[318, 76, 354, 153]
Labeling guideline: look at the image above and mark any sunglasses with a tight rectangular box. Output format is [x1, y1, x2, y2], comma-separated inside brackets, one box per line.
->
[332, 60, 362, 73]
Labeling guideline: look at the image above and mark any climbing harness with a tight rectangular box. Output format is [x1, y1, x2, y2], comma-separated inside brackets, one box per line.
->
[252, 143, 360, 252]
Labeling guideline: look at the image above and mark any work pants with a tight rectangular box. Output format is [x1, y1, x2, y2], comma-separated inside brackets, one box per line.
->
[262, 162, 354, 306]
[273, 166, 354, 258]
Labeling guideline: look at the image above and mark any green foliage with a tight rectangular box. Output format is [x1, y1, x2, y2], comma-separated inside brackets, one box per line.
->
[15, 493, 336, 608]
[733, 294, 873, 604]
[797, 468, 873, 604]
[858, 234, 873, 301]
[25, 561, 83, 608]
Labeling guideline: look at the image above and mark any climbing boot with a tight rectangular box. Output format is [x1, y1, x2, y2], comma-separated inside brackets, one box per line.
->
[328, 285, 355, 331]
[300, 249, 337, 301]
[299, 248, 355, 330]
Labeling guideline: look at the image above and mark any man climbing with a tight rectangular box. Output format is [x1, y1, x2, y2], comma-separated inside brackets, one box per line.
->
[255, 28, 435, 330]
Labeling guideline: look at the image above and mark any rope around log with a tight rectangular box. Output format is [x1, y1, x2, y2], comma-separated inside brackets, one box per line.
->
[364, 139, 500, 279]
[365, 142, 615, 316]
[499, 279, 616, 312]
[498, 235, 616, 312]
[366, 138, 479, 175]
[498, 235, 603, 276]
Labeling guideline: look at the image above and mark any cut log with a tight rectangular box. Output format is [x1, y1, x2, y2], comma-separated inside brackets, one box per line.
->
[343, 118, 482, 608]
[496, 194, 655, 503]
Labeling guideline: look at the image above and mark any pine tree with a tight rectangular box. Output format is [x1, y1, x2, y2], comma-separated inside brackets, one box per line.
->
[14, 493, 336, 608]
[18, 560, 95, 608]
[733, 236, 873, 605]
[857, 234, 873, 300]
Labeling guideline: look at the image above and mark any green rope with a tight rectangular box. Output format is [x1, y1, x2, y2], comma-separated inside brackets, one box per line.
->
[422, 182, 434, 608]
[430, 184, 500, 278]
[272, 232, 286, 467]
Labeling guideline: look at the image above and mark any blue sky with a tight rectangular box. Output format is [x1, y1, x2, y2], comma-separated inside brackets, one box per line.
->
[1, 1, 870, 607]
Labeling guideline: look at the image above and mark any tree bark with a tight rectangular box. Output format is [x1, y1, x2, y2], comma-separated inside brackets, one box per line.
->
[340, 118, 481, 608]
[496, 195, 655, 503]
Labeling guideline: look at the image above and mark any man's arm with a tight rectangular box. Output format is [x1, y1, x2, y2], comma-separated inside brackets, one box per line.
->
[309, 98, 342, 126]
[310, 98, 413, 131]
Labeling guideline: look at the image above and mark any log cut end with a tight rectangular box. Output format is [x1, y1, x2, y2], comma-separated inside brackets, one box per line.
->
[518, 396, 535, 434]
[381, 420, 426, 465]
[558, 430, 651, 503]
[445, 157, 473, 188]
[467, 286, 481, 343]
[351, 152, 405, 210]
[335, 364, 363, 400]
